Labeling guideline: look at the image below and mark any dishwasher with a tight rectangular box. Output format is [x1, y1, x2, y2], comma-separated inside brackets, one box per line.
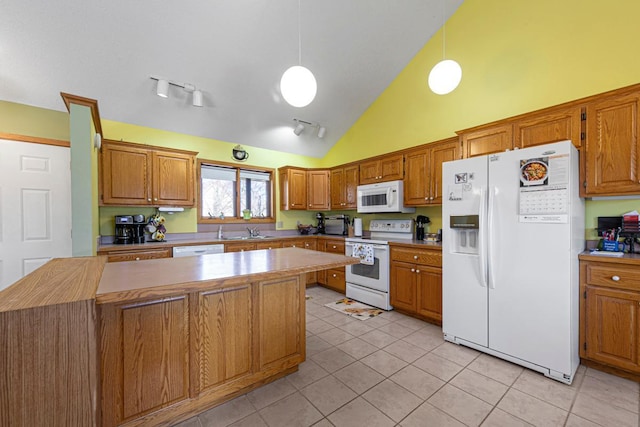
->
[172, 244, 225, 257]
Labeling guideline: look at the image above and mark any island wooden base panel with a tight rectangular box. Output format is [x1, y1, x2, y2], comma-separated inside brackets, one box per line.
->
[121, 365, 299, 427]
[0, 300, 99, 427]
[100, 274, 306, 426]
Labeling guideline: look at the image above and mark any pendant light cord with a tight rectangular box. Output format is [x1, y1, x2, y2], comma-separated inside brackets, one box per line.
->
[298, 0, 302, 65]
[441, 0, 446, 60]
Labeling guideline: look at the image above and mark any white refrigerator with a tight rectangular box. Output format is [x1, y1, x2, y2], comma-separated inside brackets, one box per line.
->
[442, 141, 584, 384]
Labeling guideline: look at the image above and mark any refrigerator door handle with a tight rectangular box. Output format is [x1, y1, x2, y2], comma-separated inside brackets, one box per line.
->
[478, 187, 488, 288]
[487, 186, 497, 289]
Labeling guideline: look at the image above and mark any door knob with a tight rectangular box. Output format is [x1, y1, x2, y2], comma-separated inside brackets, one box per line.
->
[612, 275, 620, 281]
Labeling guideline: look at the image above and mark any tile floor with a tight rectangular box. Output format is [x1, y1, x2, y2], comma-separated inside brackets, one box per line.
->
[174, 286, 640, 427]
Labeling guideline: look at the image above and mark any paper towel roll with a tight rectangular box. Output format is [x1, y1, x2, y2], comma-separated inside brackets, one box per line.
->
[354, 218, 363, 236]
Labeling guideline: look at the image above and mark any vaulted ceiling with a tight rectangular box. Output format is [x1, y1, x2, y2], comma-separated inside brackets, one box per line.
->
[0, 0, 463, 157]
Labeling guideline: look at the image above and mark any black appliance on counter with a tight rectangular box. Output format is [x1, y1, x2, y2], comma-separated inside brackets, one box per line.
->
[415, 215, 430, 240]
[315, 212, 325, 234]
[115, 215, 146, 244]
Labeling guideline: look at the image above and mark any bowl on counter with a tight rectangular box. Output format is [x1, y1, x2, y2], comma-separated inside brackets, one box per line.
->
[297, 224, 315, 235]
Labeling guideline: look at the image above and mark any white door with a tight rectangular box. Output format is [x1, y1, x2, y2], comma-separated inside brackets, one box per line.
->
[0, 139, 72, 290]
[487, 142, 575, 375]
[442, 155, 489, 347]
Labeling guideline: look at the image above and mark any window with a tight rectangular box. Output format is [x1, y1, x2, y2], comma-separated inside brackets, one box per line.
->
[199, 161, 274, 222]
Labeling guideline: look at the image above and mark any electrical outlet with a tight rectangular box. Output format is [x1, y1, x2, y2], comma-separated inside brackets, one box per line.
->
[276, 221, 283, 229]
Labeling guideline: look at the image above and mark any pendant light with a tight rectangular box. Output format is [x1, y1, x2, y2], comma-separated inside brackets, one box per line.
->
[428, 0, 462, 95]
[280, 0, 317, 107]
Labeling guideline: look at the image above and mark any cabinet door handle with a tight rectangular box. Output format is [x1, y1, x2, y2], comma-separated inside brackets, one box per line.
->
[414, 255, 418, 260]
[154, 198, 158, 201]
[147, 198, 152, 202]
[332, 273, 337, 278]
[135, 257, 140, 261]
[411, 268, 415, 272]
[416, 269, 420, 273]
[612, 275, 620, 281]
[429, 197, 434, 200]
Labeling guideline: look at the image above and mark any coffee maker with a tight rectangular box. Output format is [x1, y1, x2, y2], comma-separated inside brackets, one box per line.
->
[415, 215, 430, 240]
[114, 215, 146, 244]
[315, 212, 325, 234]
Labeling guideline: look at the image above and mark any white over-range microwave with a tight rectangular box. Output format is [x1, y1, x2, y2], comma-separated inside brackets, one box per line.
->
[356, 180, 416, 213]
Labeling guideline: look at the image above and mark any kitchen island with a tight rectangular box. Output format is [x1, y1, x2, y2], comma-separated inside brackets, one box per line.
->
[0, 248, 358, 427]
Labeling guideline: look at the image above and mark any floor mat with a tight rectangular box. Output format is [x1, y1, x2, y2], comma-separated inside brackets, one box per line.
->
[324, 298, 384, 320]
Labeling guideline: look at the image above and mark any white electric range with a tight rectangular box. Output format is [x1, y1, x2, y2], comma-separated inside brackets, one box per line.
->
[344, 219, 414, 310]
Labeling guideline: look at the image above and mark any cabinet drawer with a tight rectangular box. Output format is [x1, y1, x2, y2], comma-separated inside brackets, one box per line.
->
[224, 242, 257, 252]
[255, 241, 283, 250]
[324, 240, 345, 254]
[391, 247, 442, 267]
[585, 263, 640, 291]
[106, 248, 172, 262]
[325, 268, 346, 293]
[282, 239, 313, 249]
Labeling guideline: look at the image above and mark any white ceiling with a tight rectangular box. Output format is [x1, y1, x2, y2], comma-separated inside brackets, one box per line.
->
[0, 0, 463, 158]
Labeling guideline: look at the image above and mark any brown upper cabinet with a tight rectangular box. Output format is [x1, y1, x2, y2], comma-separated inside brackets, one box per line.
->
[514, 106, 584, 149]
[460, 124, 513, 158]
[279, 166, 307, 210]
[330, 164, 358, 210]
[100, 140, 197, 206]
[358, 153, 404, 185]
[306, 169, 330, 210]
[584, 90, 640, 196]
[404, 137, 459, 206]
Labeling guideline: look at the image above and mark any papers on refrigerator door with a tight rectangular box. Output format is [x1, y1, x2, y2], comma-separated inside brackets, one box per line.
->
[518, 154, 570, 223]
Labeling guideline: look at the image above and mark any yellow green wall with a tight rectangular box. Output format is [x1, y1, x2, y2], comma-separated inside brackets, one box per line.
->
[321, 0, 640, 236]
[0, 100, 69, 140]
[99, 120, 323, 234]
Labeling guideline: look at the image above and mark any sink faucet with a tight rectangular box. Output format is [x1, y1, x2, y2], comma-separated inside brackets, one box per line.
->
[247, 227, 260, 238]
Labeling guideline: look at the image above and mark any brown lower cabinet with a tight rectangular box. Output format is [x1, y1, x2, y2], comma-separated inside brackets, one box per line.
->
[99, 275, 304, 426]
[390, 245, 442, 324]
[580, 256, 640, 377]
[283, 238, 318, 285]
[319, 238, 346, 293]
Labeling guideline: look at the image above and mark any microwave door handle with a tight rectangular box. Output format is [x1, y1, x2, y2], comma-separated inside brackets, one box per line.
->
[386, 187, 393, 207]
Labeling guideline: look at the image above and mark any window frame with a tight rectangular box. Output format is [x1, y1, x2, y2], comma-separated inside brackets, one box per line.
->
[197, 159, 275, 224]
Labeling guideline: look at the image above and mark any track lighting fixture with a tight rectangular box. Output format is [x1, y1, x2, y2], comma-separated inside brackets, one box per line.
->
[192, 90, 203, 107]
[150, 76, 204, 107]
[293, 118, 325, 139]
[156, 79, 169, 98]
[293, 122, 305, 135]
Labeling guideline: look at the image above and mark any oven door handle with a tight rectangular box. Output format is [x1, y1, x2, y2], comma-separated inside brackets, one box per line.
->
[345, 243, 388, 250]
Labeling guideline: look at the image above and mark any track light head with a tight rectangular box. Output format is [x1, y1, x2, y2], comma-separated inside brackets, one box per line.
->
[317, 127, 326, 138]
[293, 123, 305, 136]
[192, 90, 203, 107]
[156, 79, 169, 98]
